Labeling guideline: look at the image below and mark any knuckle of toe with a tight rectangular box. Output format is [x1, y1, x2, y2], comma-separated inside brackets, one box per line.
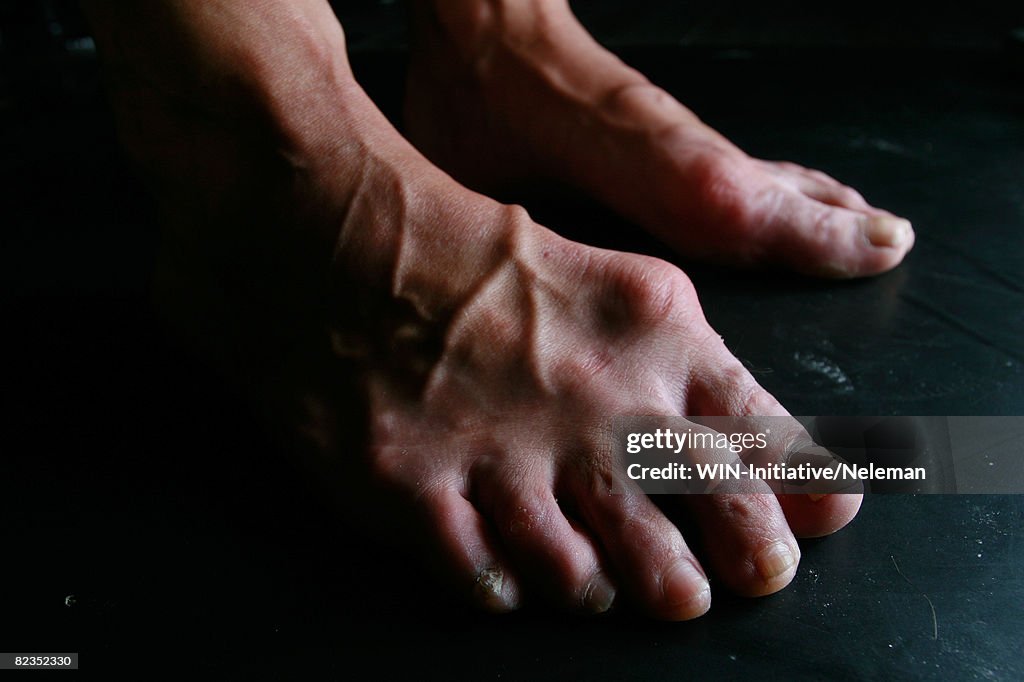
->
[691, 153, 752, 223]
[366, 437, 448, 496]
[734, 376, 776, 417]
[603, 82, 681, 120]
[567, 442, 618, 494]
[714, 492, 774, 527]
[837, 186, 863, 205]
[502, 499, 546, 537]
[811, 206, 842, 241]
[725, 369, 773, 417]
[700, 357, 775, 417]
[609, 255, 696, 326]
[417, 488, 460, 530]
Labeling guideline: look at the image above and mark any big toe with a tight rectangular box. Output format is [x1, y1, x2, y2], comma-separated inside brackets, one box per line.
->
[755, 167, 915, 277]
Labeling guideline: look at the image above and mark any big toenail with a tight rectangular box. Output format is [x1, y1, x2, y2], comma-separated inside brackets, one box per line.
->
[754, 541, 798, 582]
[864, 216, 912, 248]
[582, 572, 617, 614]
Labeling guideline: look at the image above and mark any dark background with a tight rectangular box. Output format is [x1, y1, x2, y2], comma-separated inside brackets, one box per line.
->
[2, 1, 1023, 679]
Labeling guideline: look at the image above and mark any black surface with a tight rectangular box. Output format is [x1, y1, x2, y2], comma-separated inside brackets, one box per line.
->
[3, 22, 1023, 682]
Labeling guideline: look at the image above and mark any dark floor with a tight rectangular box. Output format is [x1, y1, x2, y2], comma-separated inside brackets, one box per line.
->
[2, 2, 1023, 679]
[330, 0, 1024, 50]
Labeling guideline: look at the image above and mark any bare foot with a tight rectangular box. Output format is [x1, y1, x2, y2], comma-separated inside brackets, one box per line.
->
[87, 0, 861, 620]
[309, 132, 864, 615]
[405, 0, 915, 278]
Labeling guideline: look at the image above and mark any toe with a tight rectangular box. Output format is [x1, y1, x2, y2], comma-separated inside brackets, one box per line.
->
[746, 160, 915, 277]
[794, 176, 872, 213]
[683, 490, 801, 596]
[473, 463, 617, 614]
[566, 472, 711, 620]
[682, 336, 863, 590]
[419, 488, 522, 613]
[763, 160, 874, 212]
[687, 336, 789, 418]
[764, 192, 915, 278]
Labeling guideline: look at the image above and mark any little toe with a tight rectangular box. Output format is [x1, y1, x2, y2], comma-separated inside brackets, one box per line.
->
[474, 465, 617, 614]
[419, 488, 523, 613]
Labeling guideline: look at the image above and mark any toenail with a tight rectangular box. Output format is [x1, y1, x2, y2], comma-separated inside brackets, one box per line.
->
[808, 493, 828, 502]
[662, 558, 710, 609]
[582, 572, 617, 614]
[863, 216, 912, 248]
[754, 541, 798, 582]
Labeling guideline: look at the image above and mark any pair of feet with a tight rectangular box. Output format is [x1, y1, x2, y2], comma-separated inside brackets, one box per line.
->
[120, 0, 912, 619]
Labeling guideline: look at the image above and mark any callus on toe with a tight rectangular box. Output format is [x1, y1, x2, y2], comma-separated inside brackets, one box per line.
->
[474, 567, 518, 613]
[582, 572, 617, 614]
